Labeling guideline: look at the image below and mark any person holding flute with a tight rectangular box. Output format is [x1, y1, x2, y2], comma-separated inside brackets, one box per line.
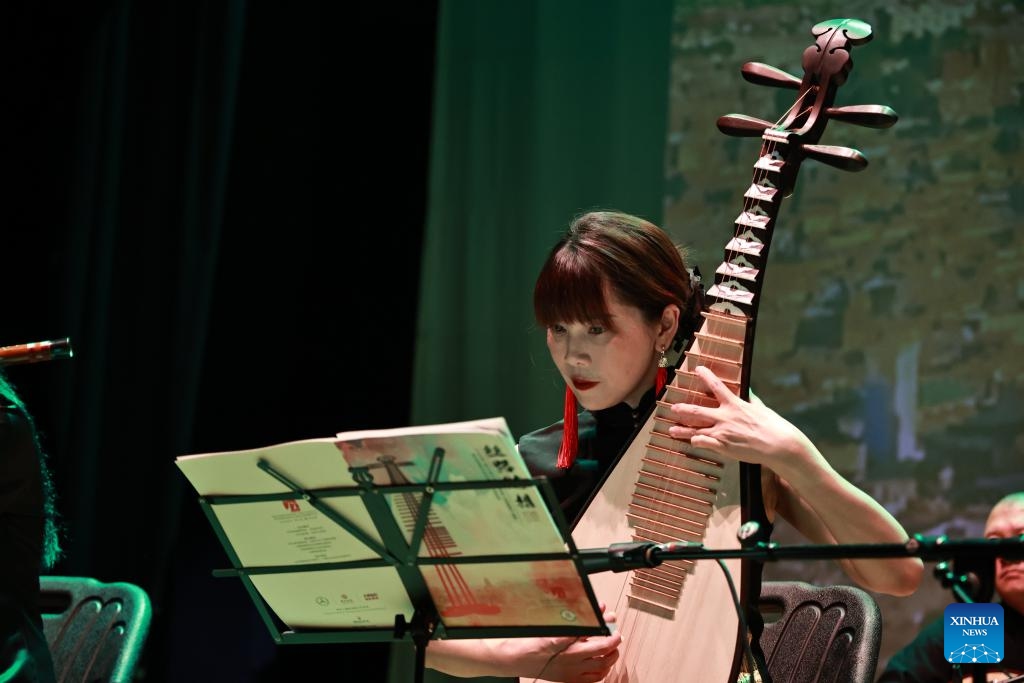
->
[1, 344, 65, 682]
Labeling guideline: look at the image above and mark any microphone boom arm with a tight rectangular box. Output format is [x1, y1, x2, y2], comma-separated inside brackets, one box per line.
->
[577, 534, 1024, 575]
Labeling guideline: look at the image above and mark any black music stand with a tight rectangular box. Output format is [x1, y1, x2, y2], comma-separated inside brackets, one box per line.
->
[194, 447, 609, 683]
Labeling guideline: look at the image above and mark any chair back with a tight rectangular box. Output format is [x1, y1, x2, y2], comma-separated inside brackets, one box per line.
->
[39, 575, 152, 683]
[758, 580, 881, 683]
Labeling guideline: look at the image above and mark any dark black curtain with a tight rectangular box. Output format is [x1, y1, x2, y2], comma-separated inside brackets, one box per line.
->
[4, 1, 436, 681]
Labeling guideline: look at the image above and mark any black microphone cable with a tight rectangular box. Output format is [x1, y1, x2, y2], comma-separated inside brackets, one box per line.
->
[715, 557, 762, 683]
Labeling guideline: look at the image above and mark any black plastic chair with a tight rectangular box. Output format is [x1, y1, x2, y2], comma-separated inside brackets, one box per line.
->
[39, 575, 152, 683]
[757, 580, 882, 683]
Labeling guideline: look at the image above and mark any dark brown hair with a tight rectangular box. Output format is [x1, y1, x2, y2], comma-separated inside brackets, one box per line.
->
[533, 211, 703, 348]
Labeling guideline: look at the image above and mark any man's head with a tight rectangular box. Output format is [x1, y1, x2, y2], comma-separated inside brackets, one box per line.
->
[985, 492, 1024, 613]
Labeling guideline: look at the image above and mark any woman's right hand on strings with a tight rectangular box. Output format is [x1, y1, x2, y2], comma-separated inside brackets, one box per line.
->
[425, 607, 620, 682]
[513, 607, 621, 682]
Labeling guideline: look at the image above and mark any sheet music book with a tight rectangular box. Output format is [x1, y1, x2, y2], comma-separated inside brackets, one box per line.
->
[175, 417, 600, 633]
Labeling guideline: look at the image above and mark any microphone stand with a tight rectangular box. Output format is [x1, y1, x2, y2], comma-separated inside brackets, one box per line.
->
[578, 533, 1024, 574]
[932, 560, 995, 683]
[578, 532, 1023, 683]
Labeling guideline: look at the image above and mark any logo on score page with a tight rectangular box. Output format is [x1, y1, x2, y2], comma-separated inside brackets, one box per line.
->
[943, 602, 1003, 665]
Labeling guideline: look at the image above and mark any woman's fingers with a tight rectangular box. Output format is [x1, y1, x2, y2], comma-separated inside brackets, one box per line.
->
[573, 636, 621, 680]
[666, 366, 738, 426]
[568, 631, 621, 657]
[693, 365, 739, 404]
[587, 646, 621, 679]
[689, 433, 725, 450]
[667, 402, 714, 428]
[546, 632, 622, 681]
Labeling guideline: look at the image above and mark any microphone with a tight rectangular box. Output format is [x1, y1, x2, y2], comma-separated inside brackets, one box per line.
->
[0, 338, 74, 366]
[578, 541, 703, 574]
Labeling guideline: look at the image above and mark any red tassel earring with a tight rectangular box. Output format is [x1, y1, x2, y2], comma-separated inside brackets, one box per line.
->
[655, 346, 668, 396]
[556, 386, 578, 470]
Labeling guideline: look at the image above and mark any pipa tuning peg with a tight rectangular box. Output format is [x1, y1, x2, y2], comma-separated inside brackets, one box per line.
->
[801, 144, 868, 172]
[825, 104, 898, 129]
[717, 114, 774, 138]
[740, 62, 801, 90]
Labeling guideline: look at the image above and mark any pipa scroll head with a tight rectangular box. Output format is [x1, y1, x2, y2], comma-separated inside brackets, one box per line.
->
[716, 18, 898, 190]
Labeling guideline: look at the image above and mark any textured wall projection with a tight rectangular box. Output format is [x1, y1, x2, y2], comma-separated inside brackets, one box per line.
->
[665, 0, 1022, 667]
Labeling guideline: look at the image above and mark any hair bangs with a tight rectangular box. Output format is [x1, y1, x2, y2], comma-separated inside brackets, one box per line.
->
[534, 247, 611, 328]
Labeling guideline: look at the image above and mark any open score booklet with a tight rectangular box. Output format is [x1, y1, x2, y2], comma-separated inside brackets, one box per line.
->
[175, 417, 601, 633]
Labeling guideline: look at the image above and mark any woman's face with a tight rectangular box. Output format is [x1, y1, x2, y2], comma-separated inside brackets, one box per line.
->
[546, 286, 661, 411]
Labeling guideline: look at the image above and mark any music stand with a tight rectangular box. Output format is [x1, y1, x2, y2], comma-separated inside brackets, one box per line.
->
[191, 445, 609, 683]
